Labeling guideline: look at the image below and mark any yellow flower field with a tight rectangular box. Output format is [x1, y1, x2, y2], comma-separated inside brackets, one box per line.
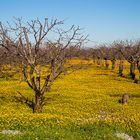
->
[0, 59, 140, 139]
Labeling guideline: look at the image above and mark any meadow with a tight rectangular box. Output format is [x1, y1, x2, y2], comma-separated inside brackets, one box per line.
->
[0, 60, 140, 140]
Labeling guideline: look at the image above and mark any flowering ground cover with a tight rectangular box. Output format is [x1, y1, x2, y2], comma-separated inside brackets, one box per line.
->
[0, 60, 140, 139]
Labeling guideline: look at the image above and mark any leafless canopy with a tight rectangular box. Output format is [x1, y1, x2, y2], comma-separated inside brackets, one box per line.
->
[0, 18, 88, 113]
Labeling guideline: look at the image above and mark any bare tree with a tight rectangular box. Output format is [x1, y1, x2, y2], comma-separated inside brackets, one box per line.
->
[93, 46, 104, 66]
[0, 18, 88, 113]
[108, 45, 119, 70]
[114, 40, 140, 81]
[93, 45, 111, 69]
[118, 59, 124, 76]
[111, 41, 125, 76]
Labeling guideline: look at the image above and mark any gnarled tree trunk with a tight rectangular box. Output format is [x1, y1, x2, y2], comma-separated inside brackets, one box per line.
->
[119, 60, 124, 76]
[97, 57, 102, 65]
[111, 58, 116, 70]
[34, 93, 43, 113]
[130, 61, 136, 80]
[137, 59, 140, 73]
[105, 58, 109, 69]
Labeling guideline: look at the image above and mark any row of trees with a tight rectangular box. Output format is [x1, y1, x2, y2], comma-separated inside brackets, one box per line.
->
[53, 40, 140, 83]
[0, 18, 139, 113]
[93, 40, 140, 81]
[46, 40, 140, 82]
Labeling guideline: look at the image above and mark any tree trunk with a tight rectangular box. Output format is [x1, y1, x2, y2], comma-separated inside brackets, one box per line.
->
[93, 59, 96, 64]
[137, 59, 140, 73]
[105, 59, 109, 69]
[34, 93, 43, 113]
[97, 57, 102, 65]
[100, 58, 103, 66]
[130, 62, 135, 80]
[111, 59, 116, 70]
[119, 60, 124, 76]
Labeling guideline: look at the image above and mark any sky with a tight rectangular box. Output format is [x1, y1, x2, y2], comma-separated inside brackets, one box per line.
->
[0, 0, 140, 47]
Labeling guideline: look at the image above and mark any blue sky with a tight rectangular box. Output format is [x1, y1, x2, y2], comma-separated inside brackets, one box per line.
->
[0, 0, 140, 46]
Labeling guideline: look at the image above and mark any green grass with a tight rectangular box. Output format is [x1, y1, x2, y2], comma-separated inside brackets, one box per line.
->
[0, 124, 124, 140]
[0, 63, 140, 139]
